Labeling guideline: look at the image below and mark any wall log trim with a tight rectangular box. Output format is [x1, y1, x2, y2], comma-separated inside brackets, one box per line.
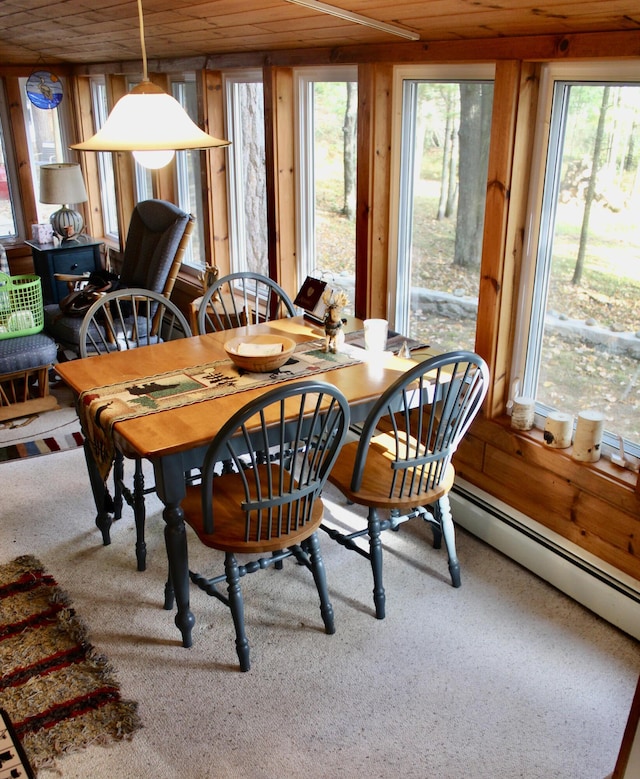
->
[456, 417, 640, 582]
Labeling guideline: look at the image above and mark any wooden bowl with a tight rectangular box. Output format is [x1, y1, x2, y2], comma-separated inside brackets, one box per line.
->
[224, 334, 297, 372]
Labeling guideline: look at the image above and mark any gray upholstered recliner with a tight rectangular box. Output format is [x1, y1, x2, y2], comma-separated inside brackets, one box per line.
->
[44, 199, 194, 357]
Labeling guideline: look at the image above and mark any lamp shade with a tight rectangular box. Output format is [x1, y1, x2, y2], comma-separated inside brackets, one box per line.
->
[39, 163, 88, 205]
[70, 81, 231, 154]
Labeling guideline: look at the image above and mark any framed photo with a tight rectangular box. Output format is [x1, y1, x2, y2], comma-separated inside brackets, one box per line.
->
[294, 276, 328, 322]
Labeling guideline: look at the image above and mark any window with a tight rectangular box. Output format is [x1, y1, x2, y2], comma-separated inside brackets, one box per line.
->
[0, 81, 20, 240]
[518, 63, 640, 458]
[19, 76, 73, 225]
[90, 78, 118, 240]
[391, 65, 495, 350]
[296, 67, 357, 309]
[224, 71, 267, 275]
[126, 79, 154, 203]
[172, 75, 205, 269]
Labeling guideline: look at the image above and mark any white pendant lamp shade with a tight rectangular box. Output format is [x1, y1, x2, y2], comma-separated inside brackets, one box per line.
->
[71, 81, 230, 156]
[39, 163, 88, 239]
[69, 1, 230, 169]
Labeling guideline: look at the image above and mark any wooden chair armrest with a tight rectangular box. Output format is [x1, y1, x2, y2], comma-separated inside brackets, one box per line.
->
[54, 272, 91, 293]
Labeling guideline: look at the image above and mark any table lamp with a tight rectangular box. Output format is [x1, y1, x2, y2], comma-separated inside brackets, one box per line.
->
[39, 163, 88, 240]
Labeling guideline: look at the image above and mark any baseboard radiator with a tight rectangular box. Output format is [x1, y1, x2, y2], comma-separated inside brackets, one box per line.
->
[451, 478, 640, 640]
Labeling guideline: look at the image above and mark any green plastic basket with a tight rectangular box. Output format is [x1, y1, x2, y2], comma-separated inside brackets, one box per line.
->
[0, 272, 44, 339]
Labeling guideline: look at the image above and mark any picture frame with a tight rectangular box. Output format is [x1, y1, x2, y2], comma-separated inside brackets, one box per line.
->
[294, 276, 329, 323]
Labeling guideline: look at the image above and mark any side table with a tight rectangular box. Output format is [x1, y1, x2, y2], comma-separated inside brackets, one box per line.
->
[26, 235, 104, 305]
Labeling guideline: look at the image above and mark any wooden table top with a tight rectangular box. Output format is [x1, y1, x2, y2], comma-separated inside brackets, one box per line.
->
[55, 316, 433, 461]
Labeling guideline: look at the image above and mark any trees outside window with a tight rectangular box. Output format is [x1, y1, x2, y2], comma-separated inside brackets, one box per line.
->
[392, 66, 495, 351]
[296, 68, 357, 310]
[224, 72, 267, 276]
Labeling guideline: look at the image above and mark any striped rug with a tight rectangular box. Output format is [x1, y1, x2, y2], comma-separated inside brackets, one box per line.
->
[0, 555, 140, 772]
[0, 431, 84, 463]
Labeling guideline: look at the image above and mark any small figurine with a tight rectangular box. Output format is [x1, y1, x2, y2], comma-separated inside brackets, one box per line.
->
[198, 263, 219, 295]
[322, 289, 348, 353]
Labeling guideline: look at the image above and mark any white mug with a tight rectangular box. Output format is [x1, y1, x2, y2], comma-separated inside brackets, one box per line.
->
[363, 319, 388, 352]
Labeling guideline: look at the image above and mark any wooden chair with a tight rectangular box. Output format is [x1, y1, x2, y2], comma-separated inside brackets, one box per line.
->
[180, 379, 350, 671]
[44, 200, 194, 357]
[322, 351, 489, 619]
[79, 288, 192, 572]
[196, 271, 296, 334]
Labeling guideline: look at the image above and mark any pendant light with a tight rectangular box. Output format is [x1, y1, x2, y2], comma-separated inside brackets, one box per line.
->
[70, 0, 230, 169]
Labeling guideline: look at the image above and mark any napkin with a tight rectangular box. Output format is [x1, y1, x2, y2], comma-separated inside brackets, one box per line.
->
[236, 341, 283, 357]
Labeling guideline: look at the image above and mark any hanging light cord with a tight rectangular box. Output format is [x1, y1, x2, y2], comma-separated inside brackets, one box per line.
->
[137, 0, 149, 81]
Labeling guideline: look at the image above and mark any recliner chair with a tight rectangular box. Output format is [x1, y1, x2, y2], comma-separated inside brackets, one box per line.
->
[44, 199, 194, 357]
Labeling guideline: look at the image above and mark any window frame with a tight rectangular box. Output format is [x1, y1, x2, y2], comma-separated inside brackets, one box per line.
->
[171, 72, 205, 270]
[0, 79, 23, 242]
[294, 65, 358, 282]
[90, 77, 119, 242]
[388, 63, 496, 334]
[222, 69, 266, 275]
[515, 60, 640, 461]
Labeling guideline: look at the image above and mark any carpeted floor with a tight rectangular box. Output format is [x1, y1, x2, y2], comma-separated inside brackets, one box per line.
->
[1, 445, 638, 778]
[0, 381, 82, 455]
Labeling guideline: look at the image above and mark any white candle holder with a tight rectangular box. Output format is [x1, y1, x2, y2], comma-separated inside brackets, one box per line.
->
[543, 411, 573, 449]
[511, 396, 536, 431]
[572, 410, 605, 462]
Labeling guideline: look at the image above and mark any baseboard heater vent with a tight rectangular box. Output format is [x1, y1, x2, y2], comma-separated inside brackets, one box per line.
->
[451, 478, 640, 640]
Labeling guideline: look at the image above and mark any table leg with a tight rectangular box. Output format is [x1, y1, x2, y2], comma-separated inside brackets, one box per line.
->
[162, 501, 195, 648]
[154, 457, 195, 649]
[82, 438, 113, 546]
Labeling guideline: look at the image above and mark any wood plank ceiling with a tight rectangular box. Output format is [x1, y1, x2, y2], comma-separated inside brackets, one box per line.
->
[0, 0, 639, 67]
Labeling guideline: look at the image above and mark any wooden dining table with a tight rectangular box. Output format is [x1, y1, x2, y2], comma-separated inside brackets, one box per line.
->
[55, 315, 432, 648]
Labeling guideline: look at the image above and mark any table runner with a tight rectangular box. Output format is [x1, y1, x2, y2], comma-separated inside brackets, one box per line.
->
[78, 340, 362, 480]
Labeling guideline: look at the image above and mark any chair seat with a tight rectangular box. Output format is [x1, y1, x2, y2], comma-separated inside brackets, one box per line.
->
[328, 433, 455, 509]
[0, 333, 57, 374]
[44, 304, 94, 348]
[182, 466, 325, 554]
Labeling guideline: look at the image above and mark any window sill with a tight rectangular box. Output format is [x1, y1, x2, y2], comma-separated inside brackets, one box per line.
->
[494, 414, 639, 491]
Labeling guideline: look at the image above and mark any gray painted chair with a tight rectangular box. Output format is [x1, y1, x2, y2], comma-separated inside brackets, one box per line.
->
[181, 379, 350, 671]
[78, 288, 192, 572]
[322, 351, 489, 619]
[196, 271, 296, 334]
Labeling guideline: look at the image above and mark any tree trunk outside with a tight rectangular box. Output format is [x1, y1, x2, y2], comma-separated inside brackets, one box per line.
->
[241, 83, 268, 274]
[573, 86, 610, 286]
[438, 97, 454, 220]
[342, 81, 357, 220]
[454, 83, 490, 268]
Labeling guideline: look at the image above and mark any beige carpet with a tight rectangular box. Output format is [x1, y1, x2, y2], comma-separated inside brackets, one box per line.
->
[1, 445, 638, 778]
[0, 381, 79, 447]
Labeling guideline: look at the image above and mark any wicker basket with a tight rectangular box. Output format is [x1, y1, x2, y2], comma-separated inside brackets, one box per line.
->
[0, 272, 44, 340]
